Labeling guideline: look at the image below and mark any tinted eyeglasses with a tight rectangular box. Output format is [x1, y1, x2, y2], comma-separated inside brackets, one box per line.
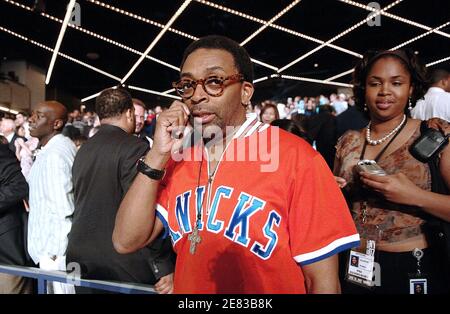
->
[172, 73, 244, 99]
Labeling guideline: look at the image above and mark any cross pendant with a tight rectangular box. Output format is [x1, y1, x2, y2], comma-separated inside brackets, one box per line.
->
[188, 227, 201, 254]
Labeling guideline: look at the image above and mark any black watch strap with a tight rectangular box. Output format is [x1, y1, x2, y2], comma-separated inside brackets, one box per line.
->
[137, 157, 165, 180]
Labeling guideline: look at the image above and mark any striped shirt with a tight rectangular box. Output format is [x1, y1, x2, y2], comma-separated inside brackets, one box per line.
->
[27, 134, 77, 265]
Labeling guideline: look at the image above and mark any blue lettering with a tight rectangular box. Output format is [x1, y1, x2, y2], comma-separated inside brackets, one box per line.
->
[195, 186, 206, 230]
[175, 191, 192, 234]
[251, 210, 281, 260]
[168, 226, 182, 245]
[206, 186, 232, 233]
[224, 193, 265, 247]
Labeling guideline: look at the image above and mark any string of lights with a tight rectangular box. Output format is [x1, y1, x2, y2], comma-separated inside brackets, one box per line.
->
[2, 0, 448, 104]
[277, 0, 403, 73]
[339, 0, 450, 39]
[2, 0, 181, 71]
[45, 0, 76, 85]
[85, 0, 279, 72]
[325, 21, 450, 81]
[240, 0, 301, 46]
[0, 25, 121, 82]
[195, 0, 363, 58]
[120, 0, 192, 83]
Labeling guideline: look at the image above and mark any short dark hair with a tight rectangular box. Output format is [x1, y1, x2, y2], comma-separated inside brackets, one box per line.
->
[271, 119, 313, 144]
[180, 35, 254, 83]
[318, 104, 336, 115]
[132, 98, 147, 110]
[429, 68, 450, 85]
[95, 88, 133, 120]
[352, 49, 428, 117]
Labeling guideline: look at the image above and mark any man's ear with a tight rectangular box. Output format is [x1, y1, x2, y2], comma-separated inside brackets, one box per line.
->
[241, 82, 254, 105]
[54, 119, 64, 131]
[126, 108, 133, 119]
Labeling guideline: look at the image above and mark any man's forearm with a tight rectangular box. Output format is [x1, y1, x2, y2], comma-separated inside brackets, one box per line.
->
[113, 171, 162, 253]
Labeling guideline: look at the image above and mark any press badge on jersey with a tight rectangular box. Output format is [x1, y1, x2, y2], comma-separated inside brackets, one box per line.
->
[346, 239, 376, 288]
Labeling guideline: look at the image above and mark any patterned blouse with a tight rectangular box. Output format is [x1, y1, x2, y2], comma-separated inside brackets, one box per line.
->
[334, 125, 431, 245]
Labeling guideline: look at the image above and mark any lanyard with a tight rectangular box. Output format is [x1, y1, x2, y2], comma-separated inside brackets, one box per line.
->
[360, 119, 408, 162]
[358, 119, 407, 225]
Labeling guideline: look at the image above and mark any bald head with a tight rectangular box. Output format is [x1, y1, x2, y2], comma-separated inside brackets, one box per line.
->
[29, 101, 69, 145]
[44, 101, 68, 123]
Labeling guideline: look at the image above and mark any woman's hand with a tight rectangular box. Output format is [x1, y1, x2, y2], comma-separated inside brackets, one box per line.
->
[426, 118, 449, 135]
[359, 171, 422, 205]
[334, 176, 347, 188]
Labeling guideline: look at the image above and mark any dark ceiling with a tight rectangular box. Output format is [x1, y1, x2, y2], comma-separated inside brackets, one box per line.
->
[1, 0, 449, 109]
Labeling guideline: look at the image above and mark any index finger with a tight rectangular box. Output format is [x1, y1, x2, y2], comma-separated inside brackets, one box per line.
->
[169, 100, 190, 116]
[360, 171, 389, 182]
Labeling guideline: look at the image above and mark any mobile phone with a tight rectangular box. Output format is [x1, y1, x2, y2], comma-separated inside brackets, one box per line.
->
[355, 160, 387, 175]
[409, 128, 449, 163]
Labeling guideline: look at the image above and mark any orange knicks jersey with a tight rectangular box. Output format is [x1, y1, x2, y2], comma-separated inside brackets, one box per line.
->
[155, 117, 360, 293]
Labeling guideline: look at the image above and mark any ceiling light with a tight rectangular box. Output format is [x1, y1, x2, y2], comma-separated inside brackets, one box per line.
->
[325, 69, 354, 82]
[128, 85, 182, 100]
[340, 0, 450, 39]
[277, 0, 403, 73]
[240, 0, 301, 46]
[196, 0, 362, 59]
[0, 25, 121, 82]
[45, 0, 77, 85]
[326, 20, 450, 82]
[253, 76, 269, 84]
[120, 0, 192, 83]
[426, 56, 450, 67]
[281, 75, 353, 87]
[162, 88, 176, 94]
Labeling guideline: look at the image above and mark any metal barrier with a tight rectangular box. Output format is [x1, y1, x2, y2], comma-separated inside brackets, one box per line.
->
[0, 264, 156, 294]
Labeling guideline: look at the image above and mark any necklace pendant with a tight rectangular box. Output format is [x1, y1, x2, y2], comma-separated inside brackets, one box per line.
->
[188, 226, 202, 254]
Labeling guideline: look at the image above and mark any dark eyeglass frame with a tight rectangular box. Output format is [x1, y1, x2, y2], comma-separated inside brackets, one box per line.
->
[172, 73, 244, 99]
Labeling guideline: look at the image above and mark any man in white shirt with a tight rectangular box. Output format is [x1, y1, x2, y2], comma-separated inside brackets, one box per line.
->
[27, 101, 77, 294]
[411, 69, 450, 122]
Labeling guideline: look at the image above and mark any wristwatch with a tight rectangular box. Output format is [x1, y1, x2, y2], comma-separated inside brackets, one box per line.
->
[137, 156, 165, 180]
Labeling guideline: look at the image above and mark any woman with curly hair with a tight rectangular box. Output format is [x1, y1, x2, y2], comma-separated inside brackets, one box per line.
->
[334, 49, 450, 294]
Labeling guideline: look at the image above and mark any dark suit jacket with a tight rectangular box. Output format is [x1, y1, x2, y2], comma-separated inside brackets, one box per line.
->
[66, 124, 175, 284]
[336, 106, 369, 138]
[8, 133, 26, 153]
[306, 113, 337, 170]
[0, 144, 30, 266]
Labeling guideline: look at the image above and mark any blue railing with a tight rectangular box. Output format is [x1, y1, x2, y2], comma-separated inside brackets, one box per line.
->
[0, 264, 156, 294]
